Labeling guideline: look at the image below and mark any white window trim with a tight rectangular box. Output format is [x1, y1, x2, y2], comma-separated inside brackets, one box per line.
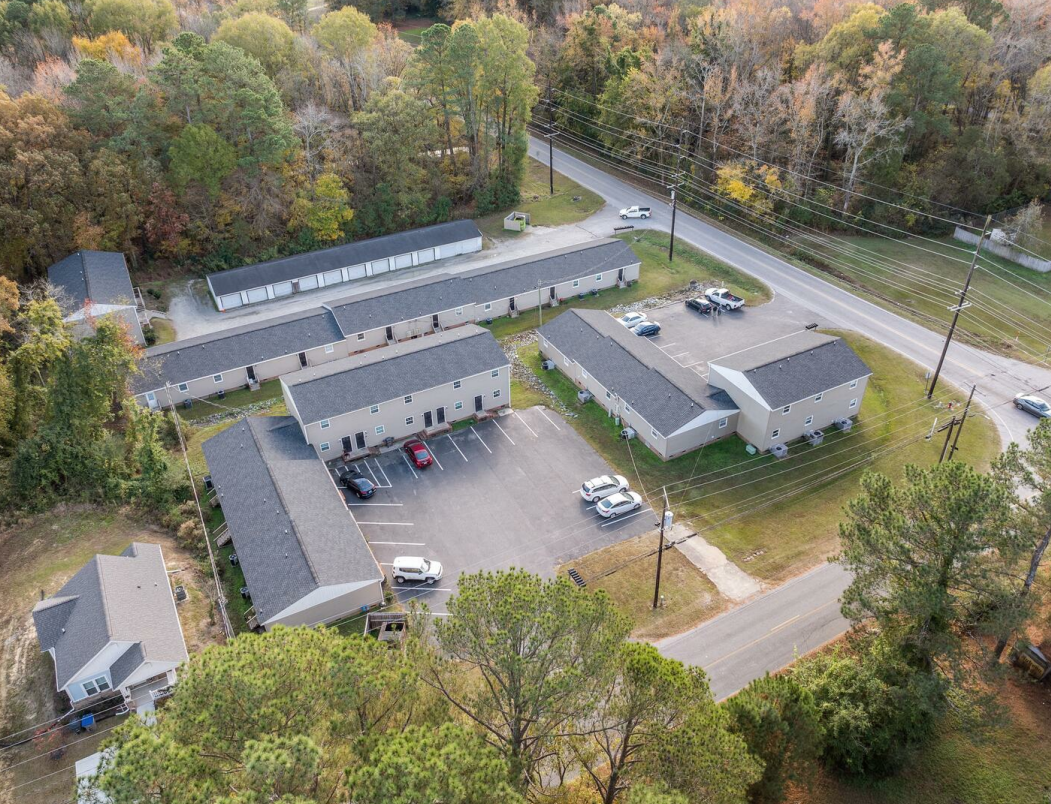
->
[178, 383, 188, 393]
[320, 442, 330, 452]
[805, 415, 814, 426]
[375, 425, 385, 435]
[624, 403, 632, 413]
[453, 380, 461, 389]
[370, 405, 380, 414]
[357, 333, 366, 341]
[213, 374, 223, 384]
[404, 395, 412, 404]
[814, 392, 823, 402]
[491, 368, 499, 377]
[405, 416, 414, 426]
[782, 405, 791, 415]
[484, 302, 492, 311]
[595, 273, 603, 281]
[455, 307, 463, 316]
[320, 419, 330, 430]
[650, 427, 660, 438]
[718, 417, 728, 428]
[572, 279, 580, 288]
[454, 401, 463, 410]
[582, 368, 589, 379]
[771, 429, 781, 439]
[493, 389, 501, 398]
[605, 391, 612, 400]
[324, 343, 335, 354]
[850, 379, 859, 389]
[849, 398, 858, 409]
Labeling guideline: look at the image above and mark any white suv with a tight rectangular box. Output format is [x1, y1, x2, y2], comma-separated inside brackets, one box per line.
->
[391, 556, 443, 585]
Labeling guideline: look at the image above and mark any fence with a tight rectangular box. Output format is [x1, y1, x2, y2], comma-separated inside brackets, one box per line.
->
[953, 226, 1051, 273]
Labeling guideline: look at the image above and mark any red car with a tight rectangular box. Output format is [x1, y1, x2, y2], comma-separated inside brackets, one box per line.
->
[403, 439, 433, 469]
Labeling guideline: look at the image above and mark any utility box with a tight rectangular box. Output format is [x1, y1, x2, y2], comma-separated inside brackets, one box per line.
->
[770, 443, 789, 460]
[804, 429, 825, 446]
[833, 418, 853, 432]
[577, 389, 593, 403]
[541, 359, 555, 370]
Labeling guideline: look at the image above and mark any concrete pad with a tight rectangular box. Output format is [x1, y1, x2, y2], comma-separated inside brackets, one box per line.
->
[671, 524, 761, 601]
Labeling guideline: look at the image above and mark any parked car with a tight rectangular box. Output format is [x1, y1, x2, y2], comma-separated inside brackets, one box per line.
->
[340, 469, 375, 499]
[705, 287, 745, 310]
[403, 439, 434, 468]
[1015, 393, 1051, 419]
[618, 311, 647, 328]
[685, 297, 714, 314]
[619, 205, 652, 219]
[580, 474, 630, 502]
[391, 556, 443, 584]
[632, 321, 661, 337]
[596, 492, 643, 518]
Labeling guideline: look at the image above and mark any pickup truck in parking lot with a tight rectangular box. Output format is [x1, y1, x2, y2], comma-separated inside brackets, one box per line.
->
[705, 288, 745, 310]
[619, 205, 652, 219]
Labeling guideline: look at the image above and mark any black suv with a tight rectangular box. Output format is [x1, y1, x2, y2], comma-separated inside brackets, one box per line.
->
[685, 297, 713, 314]
[340, 469, 376, 499]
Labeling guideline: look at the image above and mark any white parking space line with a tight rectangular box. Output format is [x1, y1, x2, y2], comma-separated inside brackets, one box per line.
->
[373, 459, 393, 487]
[400, 452, 419, 479]
[536, 408, 562, 431]
[362, 461, 381, 485]
[681, 358, 706, 368]
[430, 450, 444, 470]
[446, 434, 468, 462]
[493, 419, 516, 445]
[657, 342, 678, 350]
[347, 502, 404, 507]
[669, 351, 691, 360]
[514, 411, 538, 438]
[358, 521, 416, 526]
[471, 425, 493, 454]
[369, 541, 426, 545]
[599, 508, 651, 528]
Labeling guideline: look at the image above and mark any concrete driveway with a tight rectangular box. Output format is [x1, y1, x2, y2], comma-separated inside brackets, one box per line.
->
[331, 407, 654, 613]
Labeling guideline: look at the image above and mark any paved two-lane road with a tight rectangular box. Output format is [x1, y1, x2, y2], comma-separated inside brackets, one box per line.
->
[529, 135, 1051, 695]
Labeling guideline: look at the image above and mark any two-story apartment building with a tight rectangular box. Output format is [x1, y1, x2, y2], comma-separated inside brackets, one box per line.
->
[280, 325, 510, 458]
[48, 250, 146, 346]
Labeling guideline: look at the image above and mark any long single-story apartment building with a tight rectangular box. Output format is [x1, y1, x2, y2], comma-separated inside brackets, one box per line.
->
[132, 239, 641, 408]
[206, 220, 483, 311]
[707, 330, 872, 452]
[48, 250, 146, 345]
[281, 325, 510, 459]
[539, 310, 872, 458]
[202, 416, 385, 630]
[538, 310, 740, 460]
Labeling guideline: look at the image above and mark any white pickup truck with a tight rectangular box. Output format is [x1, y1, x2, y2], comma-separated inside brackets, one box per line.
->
[619, 205, 652, 219]
[705, 287, 745, 310]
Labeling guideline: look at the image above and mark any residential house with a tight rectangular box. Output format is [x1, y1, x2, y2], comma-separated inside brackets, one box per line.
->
[48, 251, 146, 346]
[32, 543, 188, 711]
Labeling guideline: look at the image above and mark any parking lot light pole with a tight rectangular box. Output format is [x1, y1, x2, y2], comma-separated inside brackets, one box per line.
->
[653, 488, 671, 609]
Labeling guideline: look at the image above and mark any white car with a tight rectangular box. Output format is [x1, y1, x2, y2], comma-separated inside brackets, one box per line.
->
[596, 492, 643, 518]
[581, 474, 630, 502]
[391, 556, 444, 584]
[618, 312, 647, 328]
[619, 205, 652, 219]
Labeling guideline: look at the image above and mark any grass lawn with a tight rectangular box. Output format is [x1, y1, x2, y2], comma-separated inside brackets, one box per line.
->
[558, 532, 725, 640]
[148, 318, 176, 345]
[175, 378, 287, 423]
[791, 233, 1051, 363]
[476, 157, 604, 240]
[487, 230, 772, 340]
[393, 15, 438, 46]
[520, 329, 1000, 585]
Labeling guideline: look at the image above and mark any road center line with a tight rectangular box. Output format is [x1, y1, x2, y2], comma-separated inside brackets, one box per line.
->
[493, 419, 516, 445]
[514, 411, 538, 438]
[702, 600, 840, 672]
[446, 434, 468, 461]
[536, 408, 562, 431]
[471, 425, 493, 453]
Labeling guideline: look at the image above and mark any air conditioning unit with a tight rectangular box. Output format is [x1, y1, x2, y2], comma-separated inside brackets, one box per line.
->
[770, 443, 789, 459]
[620, 427, 636, 440]
[577, 390, 593, 403]
[203, 474, 214, 491]
[541, 359, 555, 371]
[229, 553, 239, 566]
[804, 429, 825, 446]
[833, 418, 853, 432]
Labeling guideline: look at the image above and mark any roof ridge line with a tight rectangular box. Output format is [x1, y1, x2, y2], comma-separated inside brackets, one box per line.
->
[93, 555, 115, 641]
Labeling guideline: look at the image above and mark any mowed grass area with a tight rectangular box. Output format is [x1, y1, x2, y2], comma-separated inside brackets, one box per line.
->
[393, 16, 439, 46]
[558, 532, 725, 640]
[520, 330, 1000, 585]
[148, 317, 176, 345]
[476, 157, 604, 240]
[487, 230, 771, 340]
[793, 674, 1051, 804]
[175, 378, 287, 423]
[798, 233, 1051, 363]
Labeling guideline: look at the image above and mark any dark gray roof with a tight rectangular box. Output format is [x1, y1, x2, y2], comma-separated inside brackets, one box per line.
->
[539, 310, 737, 436]
[32, 543, 188, 690]
[202, 416, 383, 624]
[326, 239, 639, 336]
[133, 308, 344, 394]
[207, 220, 482, 296]
[709, 331, 872, 409]
[47, 251, 135, 311]
[109, 643, 145, 688]
[283, 325, 508, 425]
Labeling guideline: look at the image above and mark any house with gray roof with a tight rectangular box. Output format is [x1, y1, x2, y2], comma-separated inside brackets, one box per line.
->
[32, 543, 188, 711]
[48, 251, 145, 346]
[203, 416, 385, 629]
[281, 325, 510, 458]
[207, 220, 483, 311]
[538, 310, 740, 460]
[707, 330, 872, 452]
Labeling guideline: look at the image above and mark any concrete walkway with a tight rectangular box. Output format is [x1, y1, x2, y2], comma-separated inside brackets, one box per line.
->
[670, 524, 762, 602]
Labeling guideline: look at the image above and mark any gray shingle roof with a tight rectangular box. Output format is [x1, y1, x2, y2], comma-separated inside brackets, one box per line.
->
[207, 220, 482, 297]
[202, 417, 383, 624]
[283, 325, 508, 425]
[326, 238, 639, 335]
[133, 308, 344, 394]
[539, 310, 737, 435]
[47, 251, 135, 312]
[709, 331, 872, 409]
[32, 543, 188, 690]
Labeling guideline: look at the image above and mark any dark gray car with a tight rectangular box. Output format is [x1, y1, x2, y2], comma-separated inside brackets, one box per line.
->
[1015, 394, 1051, 418]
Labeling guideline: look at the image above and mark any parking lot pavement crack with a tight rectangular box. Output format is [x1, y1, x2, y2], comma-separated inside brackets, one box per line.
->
[669, 524, 762, 602]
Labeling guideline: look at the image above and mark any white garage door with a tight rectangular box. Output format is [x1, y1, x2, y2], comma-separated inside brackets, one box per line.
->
[298, 275, 319, 291]
[416, 248, 435, 264]
[220, 293, 243, 310]
[323, 269, 342, 287]
[394, 253, 413, 270]
[273, 281, 293, 297]
[371, 258, 390, 274]
[245, 287, 268, 304]
[346, 264, 367, 280]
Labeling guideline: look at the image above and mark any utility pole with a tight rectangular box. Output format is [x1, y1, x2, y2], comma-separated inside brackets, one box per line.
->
[947, 384, 976, 461]
[667, 135, 684, 263]
[652, 487, 671, 609]
[938, 417, 957, 463]
[546, 82, 556, 196]
[927, 215, 992, 399]
[537, 280, 543, 328]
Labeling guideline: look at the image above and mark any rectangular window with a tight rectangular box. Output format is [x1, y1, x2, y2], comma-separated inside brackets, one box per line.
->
[178, 383, 188, 393]
[491, 368, 499, 378]
[320, 442, 330, 452]
[595, 273, 603, 282]
[454, 401, 463, 410]
[849, 398, 858, 409]
[375, 425, 385, 435]
[324, 343, 335, 354]
[563, 356, 570, 366]
[805, 415, 814, 426]
[320, 419, 330, 430]
[357, 333, 366, 341]
[581, 368, 589, 379]
[718, 417, 728, 429]
[782, 405, 791, 415]
[94, 676, 110, 692]
[493, 389, 501, 398]
[484, 302, 492, 311]
[370, 405, 379, 415]
[405, 416, 414, 426]
[540, 338, 547, 348]
[404, 395, 412, 404]
[572, 279, 580, 288]
[651, 428, 659, 438]
[455, 307, 463, 316]
[772, 429, 781, 440]
[850, 379, 859, 389]
[814, 392, 823, 402]
[453, 380, 461, 389]
[605, 390, 612, 400]
[82, 679, 98, 696]
[624, 403, 632, 413]
[213, 374, 223, 384]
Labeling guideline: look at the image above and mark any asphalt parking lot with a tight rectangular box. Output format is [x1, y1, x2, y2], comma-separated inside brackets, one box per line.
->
[639, 295, 828, 380]
[331, 407, 654, 612]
